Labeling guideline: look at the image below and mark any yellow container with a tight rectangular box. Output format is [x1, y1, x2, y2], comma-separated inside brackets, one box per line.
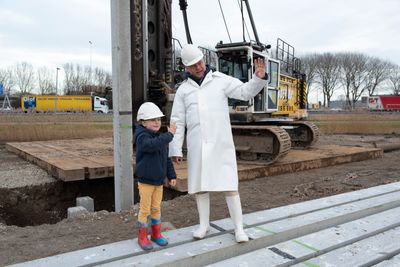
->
[21, 95, 92, 113]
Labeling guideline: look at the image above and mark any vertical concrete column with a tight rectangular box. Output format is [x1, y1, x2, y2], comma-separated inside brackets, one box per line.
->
[111, 0, 134, 212]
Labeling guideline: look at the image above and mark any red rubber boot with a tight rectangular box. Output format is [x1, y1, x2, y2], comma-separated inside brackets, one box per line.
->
[137, 222, 153, 250]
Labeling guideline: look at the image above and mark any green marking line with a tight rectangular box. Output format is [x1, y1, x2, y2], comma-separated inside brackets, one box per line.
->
[244, 223, 277, 235]
[120, 124, 132, 129]
[244, 223, 320, 266]
[301, 261, 320, 267]
[254, 225, 277, 235]
[292, 239, 319, 252]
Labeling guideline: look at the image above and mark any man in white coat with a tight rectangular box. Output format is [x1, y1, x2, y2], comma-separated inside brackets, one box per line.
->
[169, 44, 268, 243]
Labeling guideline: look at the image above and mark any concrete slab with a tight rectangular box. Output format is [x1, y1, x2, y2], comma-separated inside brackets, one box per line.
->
[211, 181, 400, 231]
[6, 138, 383, 190]
[374, 253, 400, 267]
[140, 192, 400, 267]
[208, 207, 400, 266]
[291, 227, 400, 267]
[7, 225, 221, 267]
[9, 182, 400, 267]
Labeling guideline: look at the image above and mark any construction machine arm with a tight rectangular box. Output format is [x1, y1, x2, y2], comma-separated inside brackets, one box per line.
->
[242, 0, 260, 46]
[179, 0, 193, 44]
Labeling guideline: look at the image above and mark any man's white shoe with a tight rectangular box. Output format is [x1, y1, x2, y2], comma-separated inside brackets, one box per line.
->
[226, 194, 249, 243]
[193, 193, 210, 239]
[193, 226, 210, 239]
[235, 229, 249, 243]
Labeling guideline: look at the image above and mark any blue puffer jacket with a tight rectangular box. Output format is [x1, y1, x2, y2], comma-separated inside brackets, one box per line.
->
[134, 124, 176, 185]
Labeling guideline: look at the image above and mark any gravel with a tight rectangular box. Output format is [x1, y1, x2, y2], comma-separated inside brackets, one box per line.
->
[0, 146, 56, 189]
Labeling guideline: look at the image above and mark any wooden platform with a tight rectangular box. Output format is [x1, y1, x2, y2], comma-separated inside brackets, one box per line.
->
[6, 138, 383, 192]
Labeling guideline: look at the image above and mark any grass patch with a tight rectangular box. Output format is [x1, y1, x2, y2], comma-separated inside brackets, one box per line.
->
[0, 123, 113, 143]
[0, 113, 113, 123]
[1, 112, 399, 143]
[309, 112, 400, 134]
[0, 114, 113, 143]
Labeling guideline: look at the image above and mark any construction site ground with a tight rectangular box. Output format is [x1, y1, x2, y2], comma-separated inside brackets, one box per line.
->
[1, 133, 400, 266]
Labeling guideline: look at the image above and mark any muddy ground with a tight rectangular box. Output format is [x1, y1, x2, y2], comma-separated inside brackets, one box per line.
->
[1, 133, 400, 266]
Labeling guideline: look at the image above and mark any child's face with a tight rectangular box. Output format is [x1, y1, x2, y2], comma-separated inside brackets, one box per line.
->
[142, 117, 162, 132]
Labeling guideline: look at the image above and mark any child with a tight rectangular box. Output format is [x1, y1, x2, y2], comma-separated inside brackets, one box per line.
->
[135, 102, 177, 250]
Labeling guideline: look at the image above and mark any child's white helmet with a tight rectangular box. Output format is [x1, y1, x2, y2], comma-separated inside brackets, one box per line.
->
[137, 102, 164, 121]
[181, 44, 204, 66]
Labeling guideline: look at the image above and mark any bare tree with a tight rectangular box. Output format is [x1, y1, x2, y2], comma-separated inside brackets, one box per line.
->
[315, 53, 341, 107]
[365, 57, 390, 96]
[62, 63, 90, 94]
[93, 67, 112, 87]
[338, 52, 370, 109]
[338, 52, 356, 108]
[388, 63, 400, 95]
[349, 54, 369, 108]
[37, 67, 56, 95]
[63, 63, 74, 93]
[13, 62, 35, 94]
[0, 67, 15, 94]
[300, 53, 318, 107]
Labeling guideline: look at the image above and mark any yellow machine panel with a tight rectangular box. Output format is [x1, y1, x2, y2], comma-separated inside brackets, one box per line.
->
[273, 74, 308, 119]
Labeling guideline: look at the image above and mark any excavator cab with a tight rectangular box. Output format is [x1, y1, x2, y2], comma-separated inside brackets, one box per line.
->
[216, 42, 280, 122]
[218, 48, 252, 112]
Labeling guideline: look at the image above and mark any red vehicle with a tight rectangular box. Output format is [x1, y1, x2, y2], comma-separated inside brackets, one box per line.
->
[368, 95, 400, 111]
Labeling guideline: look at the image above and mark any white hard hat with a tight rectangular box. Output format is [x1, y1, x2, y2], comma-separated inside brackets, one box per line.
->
[137, 102, 165, 121]
[181, 44, 204, 66]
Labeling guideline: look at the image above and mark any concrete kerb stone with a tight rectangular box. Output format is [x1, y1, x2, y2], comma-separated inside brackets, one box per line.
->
[76, 196, 94, 212]
[67, 206, 88, 219]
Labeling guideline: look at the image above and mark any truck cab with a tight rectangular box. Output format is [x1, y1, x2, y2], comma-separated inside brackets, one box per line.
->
[93, 96, 109, 113]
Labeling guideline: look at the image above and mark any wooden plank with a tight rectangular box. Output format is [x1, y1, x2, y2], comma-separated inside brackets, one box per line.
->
[6, 138, 114, 181]
[235, 145, 383, 182]
[6, 140, 383, 188]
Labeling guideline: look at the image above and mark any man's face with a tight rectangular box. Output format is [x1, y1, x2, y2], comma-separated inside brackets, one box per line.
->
[186, 60, 206, 80]
[142, 117, 162, 132]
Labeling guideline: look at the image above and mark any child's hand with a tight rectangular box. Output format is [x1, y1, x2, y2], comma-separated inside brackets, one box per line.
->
[172, 156, 183, 164]
[169, 179, 176, 186]
[168, 121, 177, 135]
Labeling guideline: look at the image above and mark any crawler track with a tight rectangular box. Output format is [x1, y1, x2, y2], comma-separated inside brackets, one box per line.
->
[275, 121, 320, 148]
[232, 125, 291, 164]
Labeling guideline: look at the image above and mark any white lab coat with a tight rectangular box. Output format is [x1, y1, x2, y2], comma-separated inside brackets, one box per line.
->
[169, 70, 267, 194]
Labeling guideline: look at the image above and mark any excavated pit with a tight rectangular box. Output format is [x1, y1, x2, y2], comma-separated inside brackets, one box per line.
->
[0, 179, 184, 227]
[0, 145, 184, 227]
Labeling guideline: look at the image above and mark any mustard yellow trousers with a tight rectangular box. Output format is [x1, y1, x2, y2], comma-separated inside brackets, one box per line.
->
[138, 182, 163, 223]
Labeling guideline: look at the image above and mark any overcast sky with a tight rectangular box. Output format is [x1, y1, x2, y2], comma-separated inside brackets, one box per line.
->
[1, 0, 399, 100]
